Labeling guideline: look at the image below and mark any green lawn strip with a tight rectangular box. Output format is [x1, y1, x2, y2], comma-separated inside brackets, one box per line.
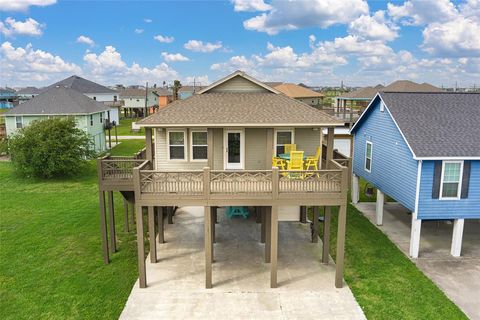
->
[318, 205, 467, 320]
[0, 140, 146, 319]
[107, 118, 144, 136]
[106, 140, 146, 157]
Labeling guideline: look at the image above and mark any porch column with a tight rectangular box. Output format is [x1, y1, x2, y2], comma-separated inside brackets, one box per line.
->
[204, 206, 212, 289]
[145, 127, 153, 163]
[312, 206, 319, 243]
[325, 127, 334, 168]
[335, 204, 347, 288]
[123, 198, 129, 232]
[352, 174, 359, 204]
[148, 206, 157, 263]
[266, 128, 274, 167]
[207, 128, 214, 169]
[270, 205, 279, 288]
[322, 207, 331, 263]
[167, 206, 174, 224]
[157, 207, 164, 244]
[300, 206, 307, 223]
[107, 191, 116, 253]
[451, 219, 465, 257]
[409, 216, 422, 258]
[135, 205, 147, 288]
[376, 190, 384, 226]
[99, 190, 109, 264]
[265, 207, 271, 263]
[260, 207, 266, 243]
[210, 207, 215, 258]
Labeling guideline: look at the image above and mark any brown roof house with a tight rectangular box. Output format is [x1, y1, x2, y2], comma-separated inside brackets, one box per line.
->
[97, 70, 351, 291]
[274, 83, 325, 108]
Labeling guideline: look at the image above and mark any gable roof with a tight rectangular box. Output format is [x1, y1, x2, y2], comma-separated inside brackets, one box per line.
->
[383, 80, 441, 92]
[274, 83, 324, 98]
[138, 92, 342, 127]
[197, 70, 280, 94]
[46, 75, 116, 94]
[351, 92, 480, 159]
[16, 87, 42, 94]
[338, 85, 384, 99]
[5, 86, 111, 116]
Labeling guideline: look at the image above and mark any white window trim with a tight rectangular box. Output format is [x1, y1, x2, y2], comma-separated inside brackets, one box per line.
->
[15, 116, 23, 129]
[190, 129, 208, 162]
[365, 141, 373, 172]
[273, 128, 295, 156]
[166, 129, 188, 162]
[439, 160, 463, 200]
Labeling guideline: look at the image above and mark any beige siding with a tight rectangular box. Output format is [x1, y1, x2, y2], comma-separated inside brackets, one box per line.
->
[295, 128, 320, 156]
[209, 75, 269, 93]
[155, 128, 207, 170]
[213, 128, 223, 170]
[245, 128, 267, 170]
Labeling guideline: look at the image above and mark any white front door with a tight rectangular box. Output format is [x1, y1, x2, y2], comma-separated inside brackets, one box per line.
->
[224, 129, 244, 169]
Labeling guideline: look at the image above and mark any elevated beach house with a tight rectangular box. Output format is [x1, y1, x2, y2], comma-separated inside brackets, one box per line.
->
[350, 92, 480, 258]
[5, 86, 111, 152]
[274, 83, 325, 108]
[97, 71, 351, 290]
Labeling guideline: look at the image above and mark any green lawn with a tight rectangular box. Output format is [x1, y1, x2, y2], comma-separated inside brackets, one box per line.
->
[0, 139, 467, 319]
[316, 205, 467, 319]
[0, 140, 145, 319]
[108, 118, 144, 136]
[107, 140, 145, 156]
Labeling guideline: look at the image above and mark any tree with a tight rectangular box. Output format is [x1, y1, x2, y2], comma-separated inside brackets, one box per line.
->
[172, 80, 182, 100]
[8, 117, 96, 178]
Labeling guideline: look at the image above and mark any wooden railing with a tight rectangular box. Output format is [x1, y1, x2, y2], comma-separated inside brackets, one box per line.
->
[101, 158, 147, 180]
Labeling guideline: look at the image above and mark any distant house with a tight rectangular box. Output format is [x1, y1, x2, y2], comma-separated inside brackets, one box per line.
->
[5, 86, 111, 152]
[178, 85, 206, 100]
[274, 83, 325, 107]
[46, 75, 120, 124]
[16, 87, 42, 104]
[119, 88, 160, 117]
[153, 88, 173, 109]
[350, 92, 480, 258]
[0, 88, 17, 109]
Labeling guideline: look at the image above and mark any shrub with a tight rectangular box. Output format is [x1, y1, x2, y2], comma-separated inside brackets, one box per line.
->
[8, 117, 96, 178]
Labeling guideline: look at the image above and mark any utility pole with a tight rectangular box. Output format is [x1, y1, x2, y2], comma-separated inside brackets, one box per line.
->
[144, 81, 148, 118]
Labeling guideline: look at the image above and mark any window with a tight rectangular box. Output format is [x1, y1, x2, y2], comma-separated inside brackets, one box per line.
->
[365, 141, 372, 172]
[90, 115, 93, 126]
[93, 97, 96, 100]
[274, 129, 294, 156]
[167, 130, 186, 160]
[100, 112, 103, 123]
[15, 116, 22, 129]
[191, 130, 208, 161]
[113, 95, 117, 102]
[440, 161, 463, 199]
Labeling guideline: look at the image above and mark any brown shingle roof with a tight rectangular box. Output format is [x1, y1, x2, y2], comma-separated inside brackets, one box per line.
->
[274, 83, 324, 98]
[339, 80, 442, 100]
[339, 85, 384, 99]
[138, 92, 342, 127]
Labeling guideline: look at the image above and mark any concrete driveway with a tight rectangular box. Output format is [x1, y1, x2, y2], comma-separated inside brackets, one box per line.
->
[120, 206, 366, 320]
[355, 202, 480, 320]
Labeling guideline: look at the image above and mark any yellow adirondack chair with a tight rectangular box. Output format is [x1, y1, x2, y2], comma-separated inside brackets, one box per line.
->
[286, 151, 304, 179]
[284, 144, 296, 154]
[305, 147, 321, 170]
[272, 156, 286, 170]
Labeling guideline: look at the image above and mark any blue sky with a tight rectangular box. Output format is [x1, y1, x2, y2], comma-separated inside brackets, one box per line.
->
[1, 0, 479, 88]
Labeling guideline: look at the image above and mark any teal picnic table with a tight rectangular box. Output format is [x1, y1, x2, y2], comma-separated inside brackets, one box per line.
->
[278, 153, 307, 161]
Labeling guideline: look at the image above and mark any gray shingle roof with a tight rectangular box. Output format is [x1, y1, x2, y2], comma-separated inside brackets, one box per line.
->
[46, 75, 116, 94]
[379, 92, 480, 158]
[5, 86, 111, 115]
[138, 92, 342, 127]
[16, 87, 42, 94]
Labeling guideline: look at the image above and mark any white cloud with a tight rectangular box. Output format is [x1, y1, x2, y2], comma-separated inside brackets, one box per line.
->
[161, 52, 189, 62]
[0, 0, 56, 12]
[154, 34, 174, 43]
[184, 75, 210, 86]
[144, 18, 152, 23]
[184, 40, 223, 53]
[0, 17, 44, 37]
[387, 0, 458, 25]
[76, 35, 94, 46]
[83, 45, 178, 84]
[231, 0, 271, 12]
[422, 17, 480, 57]
[348, 11, 398, 41]
[243, 0, 369, 35]
[0, 41, 80, 85]
[134, 28, 144, 34]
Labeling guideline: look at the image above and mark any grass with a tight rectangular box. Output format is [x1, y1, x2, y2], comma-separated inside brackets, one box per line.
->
[0, 140, 145, 319]
[316, 205, 467, 319]
[108, 118, 144, 136]
[0, 139, 467, 319]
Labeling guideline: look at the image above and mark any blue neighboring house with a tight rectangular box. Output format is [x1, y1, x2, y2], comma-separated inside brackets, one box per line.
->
[350, 92, 480, 258]
[0, 88, 17, 109]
